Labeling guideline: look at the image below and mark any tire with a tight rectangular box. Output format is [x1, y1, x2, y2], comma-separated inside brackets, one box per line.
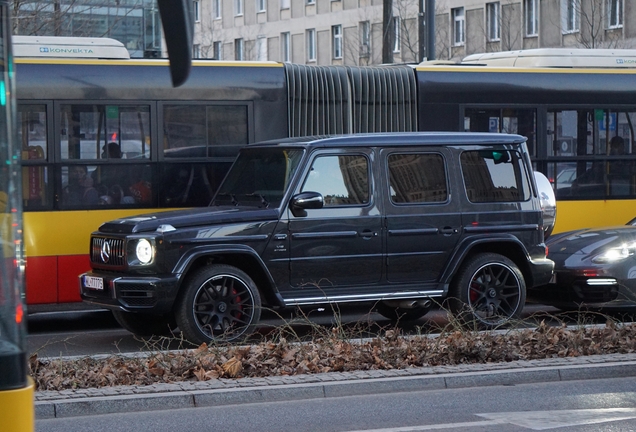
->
[175, 264, 262, 345]
[375, 301, 431, 322]
[448, 253, 526, 329]
[112, 310, 176, 337]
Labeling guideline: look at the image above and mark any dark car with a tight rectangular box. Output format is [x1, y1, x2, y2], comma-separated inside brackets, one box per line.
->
[80, 132, 554, 344]
[529, 222, 636, 311]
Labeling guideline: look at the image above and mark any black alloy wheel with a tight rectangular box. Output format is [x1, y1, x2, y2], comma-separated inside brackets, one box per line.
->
[449, 253, 526, 328]
[175, 264, 261, 345]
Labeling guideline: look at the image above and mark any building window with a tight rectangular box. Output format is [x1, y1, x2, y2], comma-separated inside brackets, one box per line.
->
[193, 1, 200, 22]
[452, 7, 465, 46]
[524, 0, 538, 36]
[487, 2, 500, 41]
[193, 44, 201, 59]
[213, 0, 221, 19]
[332, 25, 343, 59]
[281, 32, 291, 62]
[257, 0, 266, 13]
[607, 0, 623, 28]
[213, 41, 222, 60]
[256, 36, 267, 61]
[306, 0, 315, 4]
[393, 17, 401, 52]
[360, 21, 370, 57]
[307, 29, 316, 61]
[234, 0, 243, 16]
[561, 0, 580, 33]
[235, 38, 244, 60]
[281, 0, 290, 9]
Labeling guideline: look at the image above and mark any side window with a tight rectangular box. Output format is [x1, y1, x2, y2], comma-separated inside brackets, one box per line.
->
[163, 104, 248, 159]
[461, 150, 530, 203]
[19, 104, 50, 209]
[388, 153, 447, 204]
[60, 104, 150, 160]
[301, 154, 369, 206]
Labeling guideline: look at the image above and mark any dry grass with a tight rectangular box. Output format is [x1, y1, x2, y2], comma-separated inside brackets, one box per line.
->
[29, 308, 636, 392]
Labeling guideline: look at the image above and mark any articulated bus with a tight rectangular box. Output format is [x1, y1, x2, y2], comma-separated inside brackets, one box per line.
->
[16, 37, 636, 310]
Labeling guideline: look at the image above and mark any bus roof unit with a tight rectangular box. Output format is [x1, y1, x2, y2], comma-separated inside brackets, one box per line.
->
[461, 48, 636, 68]
[13, 35, 130, 60]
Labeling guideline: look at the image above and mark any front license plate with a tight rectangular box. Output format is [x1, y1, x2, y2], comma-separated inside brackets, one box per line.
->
[84, 275, 104, 290]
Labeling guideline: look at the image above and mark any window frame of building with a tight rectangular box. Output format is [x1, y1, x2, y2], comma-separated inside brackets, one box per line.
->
[332, 25, 343, 59]
[561, 0, 580, 34]
[360, 21, 371, 57]
[452, 7, 465, 46]
[307, 28, 316, 62]
[281, 0, 290, 9]
[524, 0, 538, 36]
[234, 0, 244, 16]
[213, 41, 222, 60]
[486, 2, 501, 42]
[281, 32, 291, 62]
[257, 0, 266, 13]
[393, 17, 401, 53]
[256, 36, 267, 61]
[235, 38, 244, 60]
[193, 1, 200, 23]
[213, 0, 221, 19]
[607, 0, 623, 29]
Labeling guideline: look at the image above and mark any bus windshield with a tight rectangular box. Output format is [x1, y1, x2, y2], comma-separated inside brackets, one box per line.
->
[214, 148, 304, 209]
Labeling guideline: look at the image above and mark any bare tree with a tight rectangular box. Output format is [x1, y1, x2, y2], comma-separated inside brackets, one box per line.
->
[13, 0, 144, 41]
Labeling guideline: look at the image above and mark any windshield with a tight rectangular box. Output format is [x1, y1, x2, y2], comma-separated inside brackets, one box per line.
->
[214, 147, 304, 208]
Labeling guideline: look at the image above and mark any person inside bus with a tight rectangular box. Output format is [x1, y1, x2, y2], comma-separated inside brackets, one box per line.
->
[63, 165, 98, 206]
[94, 142, 131, 204]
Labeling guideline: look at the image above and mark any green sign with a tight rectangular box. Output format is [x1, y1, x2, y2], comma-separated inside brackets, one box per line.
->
[106, 106, 119, 119]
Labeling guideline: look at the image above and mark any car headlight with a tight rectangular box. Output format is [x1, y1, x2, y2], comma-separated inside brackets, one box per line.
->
[592, 243, 635, 263]
[135, 239, 154, 264]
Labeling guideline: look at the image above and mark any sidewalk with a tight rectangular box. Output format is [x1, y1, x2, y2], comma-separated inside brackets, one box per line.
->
[35, 353, 636, 419]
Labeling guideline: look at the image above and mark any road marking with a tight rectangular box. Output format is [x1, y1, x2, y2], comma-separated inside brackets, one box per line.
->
[345, 408, 636, 431]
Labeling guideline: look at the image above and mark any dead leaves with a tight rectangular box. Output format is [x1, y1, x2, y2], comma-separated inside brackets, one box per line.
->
[29, 322, 636, 392]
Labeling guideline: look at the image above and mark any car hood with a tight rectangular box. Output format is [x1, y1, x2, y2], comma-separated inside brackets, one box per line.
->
[98, 205, 280, 234]
[547, 225, 636, 257]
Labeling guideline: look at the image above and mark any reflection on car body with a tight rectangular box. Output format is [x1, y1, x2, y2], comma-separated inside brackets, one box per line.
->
[529, 220, 636, 311]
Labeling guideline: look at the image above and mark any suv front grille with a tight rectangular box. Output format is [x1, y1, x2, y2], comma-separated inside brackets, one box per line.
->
[91, 236, 126, 266]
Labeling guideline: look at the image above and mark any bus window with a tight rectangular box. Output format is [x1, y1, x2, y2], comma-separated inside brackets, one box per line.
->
[18, 104, 47, 160]
[160, 162, 230, 207]
[163, 104, 248, 158]
[463, 108, 537, 156]
[59, 104, 150, 160]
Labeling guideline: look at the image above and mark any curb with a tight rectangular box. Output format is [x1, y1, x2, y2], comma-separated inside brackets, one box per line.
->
[35, 353, 636, 419]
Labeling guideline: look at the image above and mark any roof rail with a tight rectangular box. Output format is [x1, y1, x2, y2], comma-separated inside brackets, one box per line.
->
[461, 48, 636, 68]
[13, 35, 130, 60]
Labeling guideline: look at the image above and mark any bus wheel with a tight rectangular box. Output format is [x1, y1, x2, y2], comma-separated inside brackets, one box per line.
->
[112, 310, 176, 337]
[448, 253, 526, 329]
[175, 264, 262, 345]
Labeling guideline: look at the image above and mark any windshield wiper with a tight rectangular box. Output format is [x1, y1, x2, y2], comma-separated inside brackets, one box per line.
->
[214, 193, 238, 206]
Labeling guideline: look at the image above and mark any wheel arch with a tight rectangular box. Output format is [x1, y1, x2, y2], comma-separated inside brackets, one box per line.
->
[443, 236, 533, 289]
[173, 245, 284, 308]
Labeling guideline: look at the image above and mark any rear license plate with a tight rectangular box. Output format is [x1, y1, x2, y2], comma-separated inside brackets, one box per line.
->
[84, 275, 104, 290]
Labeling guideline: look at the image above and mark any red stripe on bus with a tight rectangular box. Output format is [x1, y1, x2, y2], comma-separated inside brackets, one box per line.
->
[58, 255, 91, 303]
[25, 256, 57, 304]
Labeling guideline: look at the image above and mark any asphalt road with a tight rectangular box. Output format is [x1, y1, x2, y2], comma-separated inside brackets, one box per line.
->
[36, 376, 636, 431]
[26, 302, 588, 358]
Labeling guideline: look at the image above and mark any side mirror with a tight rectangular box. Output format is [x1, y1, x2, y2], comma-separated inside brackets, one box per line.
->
[290, 191, 323, 217]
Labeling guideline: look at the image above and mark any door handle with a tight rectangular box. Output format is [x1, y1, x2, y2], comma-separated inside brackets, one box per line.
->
[360, 229, 378, 239]
[439, 226, 458, 235]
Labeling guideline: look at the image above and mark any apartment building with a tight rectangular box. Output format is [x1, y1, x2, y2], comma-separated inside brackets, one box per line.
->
[193, 0, 634, 64]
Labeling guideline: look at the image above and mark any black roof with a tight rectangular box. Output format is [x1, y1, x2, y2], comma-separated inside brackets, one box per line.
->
[248, 132, 526, 149]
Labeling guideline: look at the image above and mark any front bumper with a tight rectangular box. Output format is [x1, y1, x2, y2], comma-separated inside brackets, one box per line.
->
[79, 271, 179, 314]
[528, 257, 555, 288]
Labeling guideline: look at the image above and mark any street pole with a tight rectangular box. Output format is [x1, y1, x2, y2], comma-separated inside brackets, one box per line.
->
[426, 0, 436, 61]
[382, 0, 393, 64]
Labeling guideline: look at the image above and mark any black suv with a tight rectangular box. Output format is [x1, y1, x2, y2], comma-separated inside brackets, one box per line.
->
[80, 133, 554, 344]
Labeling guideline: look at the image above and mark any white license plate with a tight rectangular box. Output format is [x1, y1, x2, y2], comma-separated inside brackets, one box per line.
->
[84, 275, 104, 290]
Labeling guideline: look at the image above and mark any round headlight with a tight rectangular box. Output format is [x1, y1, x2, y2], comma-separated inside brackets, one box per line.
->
[135, 239, 154, 264]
